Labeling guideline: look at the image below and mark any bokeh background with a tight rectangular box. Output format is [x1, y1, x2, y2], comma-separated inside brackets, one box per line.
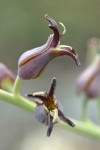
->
[0, 0, 100, 150]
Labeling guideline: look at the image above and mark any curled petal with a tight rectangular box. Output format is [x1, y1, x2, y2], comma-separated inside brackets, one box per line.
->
[53, 46, 81, 66]
[27, 94, 43, 105]
[29, 91, 47, 102]
[45, 14, 60, 47]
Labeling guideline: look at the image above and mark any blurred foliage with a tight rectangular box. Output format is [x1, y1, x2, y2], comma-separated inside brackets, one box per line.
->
[0, 0, 100, 71]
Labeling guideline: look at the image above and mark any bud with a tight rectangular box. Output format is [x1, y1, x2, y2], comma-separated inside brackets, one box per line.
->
[77, 53, 100, 98]
[18, 15, 80, 80]
[0, 63, 15, 91]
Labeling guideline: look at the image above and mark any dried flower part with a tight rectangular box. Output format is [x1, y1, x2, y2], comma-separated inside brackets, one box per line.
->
[77, 54, 100, 98]
[18, 15, 80, 80]
[0, 63, 15, 90]
[26, 77, 75, 136]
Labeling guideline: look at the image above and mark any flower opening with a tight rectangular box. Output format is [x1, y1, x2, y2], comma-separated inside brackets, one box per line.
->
[27, 77, 75, 136]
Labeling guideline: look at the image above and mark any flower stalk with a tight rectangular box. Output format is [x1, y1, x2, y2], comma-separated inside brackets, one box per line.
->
[81, 96, 89, 121]
[60, 119, 100, 140]
[0, 75, 35, 111]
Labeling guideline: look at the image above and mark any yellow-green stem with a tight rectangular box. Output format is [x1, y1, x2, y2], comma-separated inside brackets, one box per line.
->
[81, 96, 88, 121]
[13, 76, 22, 95]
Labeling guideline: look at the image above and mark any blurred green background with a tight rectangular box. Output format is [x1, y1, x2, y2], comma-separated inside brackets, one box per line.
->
[0, 0, 100, 150]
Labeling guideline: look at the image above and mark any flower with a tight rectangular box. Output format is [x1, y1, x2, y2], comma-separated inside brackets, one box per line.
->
[18, 15, 80, 80]
[77, 37, 100, 99]
[26, 77, 75, 137]
[77, 54, 100, 98]
[0, 63, 15, 91]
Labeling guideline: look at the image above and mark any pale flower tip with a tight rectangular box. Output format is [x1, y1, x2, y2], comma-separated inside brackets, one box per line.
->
[51, 77, 56, 84]
[71, 48, 81, 66]
[45, 14, 48, 18]
[59, 22, 66, 35]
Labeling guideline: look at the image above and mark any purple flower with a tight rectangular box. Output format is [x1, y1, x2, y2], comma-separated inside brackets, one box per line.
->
[77, 53, 100, 98]
[27, 77, 75, 137]
[18, 15, 80, 80]
[0, 63, 15, 91]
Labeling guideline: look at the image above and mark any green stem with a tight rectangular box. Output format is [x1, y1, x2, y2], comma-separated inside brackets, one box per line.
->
[59, 119, 100, 140]
[96, 97, 100, 122]
[81, 96, 88, 121]
[0, 75, 36, 111]
[13, 76, 22, 95]
[0, 89, 36, 111]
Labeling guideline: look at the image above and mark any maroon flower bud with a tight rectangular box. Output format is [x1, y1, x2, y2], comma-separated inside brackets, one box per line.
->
[18, 15, 80, 80]
[26, 77, 75, 137]
[0, 63, 15, 91]
[77, 55, 100, 98]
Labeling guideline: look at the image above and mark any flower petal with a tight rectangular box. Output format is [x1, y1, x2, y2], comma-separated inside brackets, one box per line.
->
[45, 14, 60, 48]
[58, 109, 75, 127]
[18, 35, 53, 68]
[30, 91, 47, 102]
[18, 49, 54, 79]
[47, 113, 54, 137]
[34, 105, 48, 125]
[48, 77, 56, 98]
[54, 46, 81, 66]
